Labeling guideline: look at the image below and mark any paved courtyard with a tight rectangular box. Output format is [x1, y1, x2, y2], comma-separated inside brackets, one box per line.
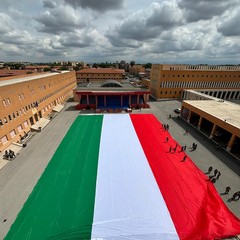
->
[0, 100, 239, 239]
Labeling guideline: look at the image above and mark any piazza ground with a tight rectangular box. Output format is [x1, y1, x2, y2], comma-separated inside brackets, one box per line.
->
[0, 100, 239, 239]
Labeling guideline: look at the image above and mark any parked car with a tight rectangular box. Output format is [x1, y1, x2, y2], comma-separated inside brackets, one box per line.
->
[174, 108, 181, 114]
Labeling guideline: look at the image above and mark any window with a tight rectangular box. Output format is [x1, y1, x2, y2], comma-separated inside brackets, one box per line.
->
[4, 117, 7, 124]
[18, 125, 23, 132]
[1, 136, 8, 145]
[24, 121, 28, 127]
[10, 130, 16, 138]
[8, 115, 12, 121]
[7, 98, 11, 105]
[3, 100, 7, 106]
[0, 119, 3, 126]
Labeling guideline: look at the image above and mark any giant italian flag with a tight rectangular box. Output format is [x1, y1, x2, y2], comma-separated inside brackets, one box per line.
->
[5, 114, 240, 240]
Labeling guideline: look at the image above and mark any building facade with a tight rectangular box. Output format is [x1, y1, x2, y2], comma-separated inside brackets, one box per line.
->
[180, 99, 240, 158]
[76, 68, 125, 84]
[150, 64, 240, 99]
[0, 71, 76, 151]
[74, 80, 150, 111]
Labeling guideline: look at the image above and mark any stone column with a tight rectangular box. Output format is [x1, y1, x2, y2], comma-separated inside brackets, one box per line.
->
[197, 116, 203, 130]
[187, 110, 192, 123]
[226, 134, 236, 152]
[210, 124, 217, 139]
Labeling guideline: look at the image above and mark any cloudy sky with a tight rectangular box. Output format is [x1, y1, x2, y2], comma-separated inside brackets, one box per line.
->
[1, 0, 240, 64]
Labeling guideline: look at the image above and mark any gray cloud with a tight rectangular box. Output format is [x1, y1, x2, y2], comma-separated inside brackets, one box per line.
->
[217, 9, 240, 36]
[146, 2, 183, 28]
[178, 0, 232, 22]
[59, 31, 95, 48]
[43, 0, 57, 8]
[65, 0, 124, 12]
[115, 18, 160, 41]
[0, 12, 12, 34]
[106, 1, 184, 48]
[106, 31, 144, 48]
[35, 6, 87, 34]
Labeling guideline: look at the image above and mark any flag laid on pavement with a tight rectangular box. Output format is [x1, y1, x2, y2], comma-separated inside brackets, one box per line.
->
[5, 114, 240, 240]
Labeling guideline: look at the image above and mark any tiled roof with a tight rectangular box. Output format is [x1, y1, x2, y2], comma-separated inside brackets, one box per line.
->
[77, 68, 125, 74]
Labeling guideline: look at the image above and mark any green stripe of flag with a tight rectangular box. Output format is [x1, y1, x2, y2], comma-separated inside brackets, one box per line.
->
[5, 115, 103, 240]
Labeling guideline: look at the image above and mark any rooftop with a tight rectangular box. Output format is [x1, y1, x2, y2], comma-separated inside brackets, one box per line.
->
[183, 100, 240, 130]
[0, 71, 69, 88]
[75, 80, 149, 93]
[77, 68, 125, 74]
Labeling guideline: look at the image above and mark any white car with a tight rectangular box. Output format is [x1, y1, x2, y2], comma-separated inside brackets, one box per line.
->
[174, 108, 181, 114]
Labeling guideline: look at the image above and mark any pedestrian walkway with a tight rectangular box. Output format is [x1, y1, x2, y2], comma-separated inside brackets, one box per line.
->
[31, 117, 50, 131]
[0, 143, 23, 170]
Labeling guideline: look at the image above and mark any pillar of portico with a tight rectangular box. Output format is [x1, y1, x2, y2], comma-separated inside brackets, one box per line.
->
[187, 110, 192, 123]
[197, 116, 203, 130]
[226, 134, 236, 152]
[104, 95, 106, 107]
[210, 124, 217, 139]
[129, 95, 131, 107]
[86, 95, 89, 105]
[95, 95, 98, 106]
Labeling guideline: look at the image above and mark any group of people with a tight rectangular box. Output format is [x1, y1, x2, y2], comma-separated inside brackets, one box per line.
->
[206, 167, 221, 183]
[20, 131, 28, 141]
[191, 142, 198, 151]
[162, 123, 170, 131]
[3, 150, 16, 160]
[206, 166, 240, 201]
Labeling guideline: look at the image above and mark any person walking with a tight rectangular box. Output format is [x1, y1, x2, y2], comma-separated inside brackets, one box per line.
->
[207, 166, 213, 174]
[231, 191, 240, 201]
[216, 171, 221, 180]
[181, 155, 187, 161]
[224, 186, 231, 195]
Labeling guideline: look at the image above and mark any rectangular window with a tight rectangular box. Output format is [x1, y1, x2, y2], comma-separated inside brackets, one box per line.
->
[3, 100, 7, 106]
[10, 130, 16, 138]
[24, 121, 28, 127]
[18, 125, 23, 132]
[1, 136, 8, 145]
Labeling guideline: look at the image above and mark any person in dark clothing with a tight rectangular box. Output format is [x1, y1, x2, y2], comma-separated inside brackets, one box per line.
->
[209, 169, 218, 180]
[207, 166, 213, 174]
[166, 137, 169, 142]
[216, 171, 221, 180]
[213, 169, 218, 176]
[181, 155, 187, 162]
[3, 150, 9, 160]
[225, 186, 231, 195]
[231, 191, 240, 201]
[211, 178, 216, 183]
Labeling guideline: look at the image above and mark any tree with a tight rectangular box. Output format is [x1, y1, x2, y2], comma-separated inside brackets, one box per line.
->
[130, 61, 135, 67]
[145, 63, 152, 69]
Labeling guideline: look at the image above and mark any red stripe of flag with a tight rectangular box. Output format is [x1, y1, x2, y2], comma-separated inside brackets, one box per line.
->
[130, 114, 240, 240]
